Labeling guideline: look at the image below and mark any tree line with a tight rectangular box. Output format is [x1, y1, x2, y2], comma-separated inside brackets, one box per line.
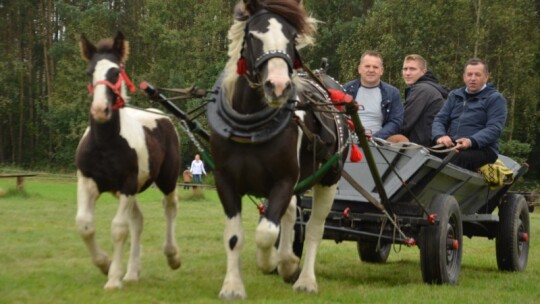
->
[1, 0, 539, 180]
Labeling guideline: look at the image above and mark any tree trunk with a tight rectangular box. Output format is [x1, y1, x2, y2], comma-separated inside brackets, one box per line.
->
[473, 0, 482, 57]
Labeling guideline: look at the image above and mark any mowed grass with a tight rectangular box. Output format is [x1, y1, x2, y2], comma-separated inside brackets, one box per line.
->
[0, 175, 539, 303]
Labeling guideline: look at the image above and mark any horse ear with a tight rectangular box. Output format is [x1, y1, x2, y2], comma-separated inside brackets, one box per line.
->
[241, 0, 260, 15]
[234, 1, 249, 20]
[113, 31, 130, 64]
[80, 34, 96, 62]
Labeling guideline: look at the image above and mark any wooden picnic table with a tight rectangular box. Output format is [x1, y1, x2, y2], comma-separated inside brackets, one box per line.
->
[0, 173, 38, 190]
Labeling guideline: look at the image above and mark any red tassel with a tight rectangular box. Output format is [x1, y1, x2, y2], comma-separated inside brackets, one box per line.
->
[237, 57, 247, 75]
[328, 88, 346, 102]
[347, 119, 355, 130]
[257, 203, 265, 215]
[350, 144, 362, 162]
[294, 58, 303, 70]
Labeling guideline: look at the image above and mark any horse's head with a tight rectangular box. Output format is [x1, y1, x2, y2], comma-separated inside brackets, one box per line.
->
[225, 0, 316, 109]
[80, 31, 133, 123]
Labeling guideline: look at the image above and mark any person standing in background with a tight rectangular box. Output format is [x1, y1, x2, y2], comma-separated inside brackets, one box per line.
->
[190, 154, 206, 184]
[182, 166, 192, 189]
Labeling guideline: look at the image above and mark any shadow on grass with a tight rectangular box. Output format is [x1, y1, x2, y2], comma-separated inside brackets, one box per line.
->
[0, 188, 31, 199]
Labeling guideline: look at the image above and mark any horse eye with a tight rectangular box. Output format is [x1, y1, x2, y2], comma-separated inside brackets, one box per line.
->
[107, 68, 120, 81]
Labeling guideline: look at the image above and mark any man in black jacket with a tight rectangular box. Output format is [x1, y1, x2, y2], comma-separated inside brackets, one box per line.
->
[401, 54, 448, 147]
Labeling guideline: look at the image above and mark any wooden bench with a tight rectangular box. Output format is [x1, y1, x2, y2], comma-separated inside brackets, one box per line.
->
[0, 173, 37, 190]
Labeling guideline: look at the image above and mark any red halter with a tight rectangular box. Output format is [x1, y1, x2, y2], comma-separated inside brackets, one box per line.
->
[87, 64, 136, 109]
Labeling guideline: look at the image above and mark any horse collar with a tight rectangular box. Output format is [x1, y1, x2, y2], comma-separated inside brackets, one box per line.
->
[207, 74, 295, 144]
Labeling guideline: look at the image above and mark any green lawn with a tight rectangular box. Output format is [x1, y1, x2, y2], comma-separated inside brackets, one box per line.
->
[0, 175, 539, 303]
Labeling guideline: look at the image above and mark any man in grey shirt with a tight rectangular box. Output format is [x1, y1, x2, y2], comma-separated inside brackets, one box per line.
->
[344, 50, 403, 140]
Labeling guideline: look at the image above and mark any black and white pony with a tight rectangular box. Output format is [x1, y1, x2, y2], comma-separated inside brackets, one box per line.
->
[208, 0, 349, 299]
[76, 32, 181, 289]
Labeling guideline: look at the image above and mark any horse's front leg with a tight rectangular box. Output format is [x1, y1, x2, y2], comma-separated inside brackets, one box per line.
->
[255, 182, 295, 274]
[75, 174, 110, 276]
[293, 183, 337, 294]
[123, 199, 143, 282]
[105, 194, 135, 289]
[162, 190, 181, 269]
[220, 213, 246, 300]
[277, 195, 301, 283]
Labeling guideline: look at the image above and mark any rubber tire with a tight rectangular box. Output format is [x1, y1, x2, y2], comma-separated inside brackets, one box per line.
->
[420, 194, 463, 285]
[496, 194, 529, 272]
[357, 242, 391, 263]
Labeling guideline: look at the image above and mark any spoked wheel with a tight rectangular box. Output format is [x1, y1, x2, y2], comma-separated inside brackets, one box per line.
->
[496, 194, 529, 271]
[420, 194, 462, 284]
[357, 242, 391, 263]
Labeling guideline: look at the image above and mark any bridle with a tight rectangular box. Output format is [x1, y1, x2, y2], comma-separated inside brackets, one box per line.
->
[236, 9, 303, 87]
[87, 64, 136, 109]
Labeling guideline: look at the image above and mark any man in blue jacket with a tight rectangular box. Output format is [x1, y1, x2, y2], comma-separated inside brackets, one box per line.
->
[432, 58, 507, 171]
[344, 50, 403, 140]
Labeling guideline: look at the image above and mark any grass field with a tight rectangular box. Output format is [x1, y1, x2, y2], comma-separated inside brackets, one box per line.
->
[0, 174, 539, 303]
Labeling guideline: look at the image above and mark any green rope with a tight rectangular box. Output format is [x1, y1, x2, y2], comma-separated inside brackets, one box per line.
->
[294, 152, 340, 194]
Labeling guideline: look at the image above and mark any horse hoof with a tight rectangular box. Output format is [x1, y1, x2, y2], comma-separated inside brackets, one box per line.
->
[282, 267, 300, 284]
[219, 289, 246, 301]
[104, 280, 123, 290]
[166, 254, 181, 270]
[95, 257, 111, 276]
[219, 280, 246, 300]
[255, 247, 278, 274]
[278, 254, 300, 283]
[123, 272, 139, 282]
[293, 279, 318, 294]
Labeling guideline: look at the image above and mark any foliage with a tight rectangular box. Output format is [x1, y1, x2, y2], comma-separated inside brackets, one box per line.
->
[0, 0, 539, 179]
[500, 139, 533, 165]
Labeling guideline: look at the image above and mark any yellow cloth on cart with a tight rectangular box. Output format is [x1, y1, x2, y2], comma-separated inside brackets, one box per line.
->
[479, 159, 514, 189]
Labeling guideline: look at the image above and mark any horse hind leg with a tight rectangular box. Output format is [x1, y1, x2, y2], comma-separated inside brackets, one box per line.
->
[219, 213, 246, 300]
[162, 190, 181, 269]
[105, 194, 135, 289]
[293, 183, 337, 294]
[76, 174, 110, 276]
[277, 196, 301, 283]
[123, 199, 143, 282]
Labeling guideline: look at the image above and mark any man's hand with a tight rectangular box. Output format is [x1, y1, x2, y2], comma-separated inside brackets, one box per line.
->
[455, 138, 472, 150]
[436, 135, 454, 148]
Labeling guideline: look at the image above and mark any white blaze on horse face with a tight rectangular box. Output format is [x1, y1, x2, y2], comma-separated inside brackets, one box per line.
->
[91, 59, 119, 122]
[251, 18, 291, 105]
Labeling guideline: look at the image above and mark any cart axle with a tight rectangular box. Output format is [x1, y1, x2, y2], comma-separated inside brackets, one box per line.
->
[446, 238, 459, 250]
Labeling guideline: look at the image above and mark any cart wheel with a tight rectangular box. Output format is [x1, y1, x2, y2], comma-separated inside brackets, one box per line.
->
[496, 194, 529, 272]
[420, 194, 462, 284]
[357, 242, 391, 263]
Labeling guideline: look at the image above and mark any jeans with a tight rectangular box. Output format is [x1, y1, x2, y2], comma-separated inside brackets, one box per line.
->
[192, 174, 203, 184]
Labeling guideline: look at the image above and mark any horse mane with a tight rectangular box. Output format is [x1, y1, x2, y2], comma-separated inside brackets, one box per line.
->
[223, 0, 317, 102]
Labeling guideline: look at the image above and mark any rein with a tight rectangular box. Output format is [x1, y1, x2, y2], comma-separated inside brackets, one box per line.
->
[87, 64, 136, 109]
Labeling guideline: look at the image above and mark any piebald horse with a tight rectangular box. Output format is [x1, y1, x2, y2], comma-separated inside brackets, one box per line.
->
[76, 32, 181, 289]
[208, 0, 349, 299]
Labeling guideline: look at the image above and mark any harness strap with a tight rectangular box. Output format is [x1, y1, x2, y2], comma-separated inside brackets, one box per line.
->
[87, 64, 136, 110]
[293, 115, 330, 163]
